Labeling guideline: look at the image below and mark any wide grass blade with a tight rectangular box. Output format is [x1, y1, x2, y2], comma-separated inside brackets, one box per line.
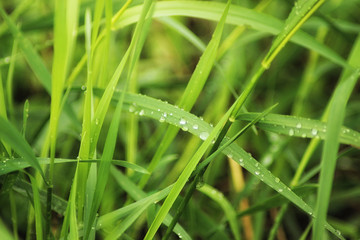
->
[237, 113, 360, 147]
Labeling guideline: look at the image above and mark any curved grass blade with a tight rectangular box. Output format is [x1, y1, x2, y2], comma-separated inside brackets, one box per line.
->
[237, 113, 360, 148]
[113, 1, 347, 67]
[0, 157, 148, 176]
[198, 184, 240, 240]
[0, 117, 46, 181]
[93, 88, 344, 239]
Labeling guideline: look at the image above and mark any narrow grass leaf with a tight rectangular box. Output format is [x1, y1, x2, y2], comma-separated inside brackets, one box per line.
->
[0, 117, 46, 181]
[29, 175, 43, 240]
[110, 167, 191, 240]
[0, 157, 148, 176]
[198, 184, 240, 240]
[0, 70, 11, 155]
[262, 0, 325, 68]
[237, 113, 360, 148]
[313, 70, 360, 238]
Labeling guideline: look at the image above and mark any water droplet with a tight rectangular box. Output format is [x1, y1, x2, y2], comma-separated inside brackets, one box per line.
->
[255, 162, 259, 168]
[278, 188, 283, 193]
[139, 109, 144, 116]
[179, 118, 187, 125]
[289, 129, 295, 136]
[182, 126, 188, 131]
[210, 123, 213, 127]
[193, 124, 199, 130]
[335, 230, 341, 235]
[311, 129, 318, 136]
[275, 177, 280, 183]
[4, 57, 10, 63]
[296, 123, 302, 129]
[95, 118, 99, 125]
[159, 116, 165, 122]
[163, 112, 167, 118]
[199, 117, 204, 121]
[255, 171, 260, 175]
[81, 85, 86, 90]
[200, 132, 209, 140]
[129, 106, 135, 112]
[301, 133, 306, 138]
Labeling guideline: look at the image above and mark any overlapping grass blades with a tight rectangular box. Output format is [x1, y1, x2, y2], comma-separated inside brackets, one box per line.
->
[112, 1, 347, 67]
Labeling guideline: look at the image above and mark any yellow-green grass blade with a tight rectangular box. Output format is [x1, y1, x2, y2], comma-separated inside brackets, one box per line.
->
[0, 117, 46, 181]
[29, 175, 44, 240]
[6, 37, 18, 120]
[198, 184, 240, 240]
[110, 167, 191, 239]
[236, 113, 360, 148]
[313, 63, 360, 239]
[89, 0, 154, 156]
[112, 1, 347, 67]
[91, 88, 343, 239]
[97, 185, 172, 229]
[0, 157, 148, 176]
[0, 218, 14, 240]
[0, 70, 11, 156]
[138, 0, 230, 189]
[262, 0, 325, 68]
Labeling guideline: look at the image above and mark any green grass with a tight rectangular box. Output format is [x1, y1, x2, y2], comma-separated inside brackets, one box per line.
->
[1, 0, 360, 239]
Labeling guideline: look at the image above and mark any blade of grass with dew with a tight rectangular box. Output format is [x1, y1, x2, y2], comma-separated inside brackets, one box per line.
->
[262, 0, 325, 69]
[236, 113, 360, 148]
[76, 7, 94, 224]
[313, 70, 360, 238]
[198, 184, 240, 240]
[138, 0, 231, 189]
[0, 117, 46, 181]
[94, 88, 344, 239]
[110, 167, 191, 239]
[112, 1, 347, 68]
[237, 185, 317, 218]
[0, 157, 148, 176]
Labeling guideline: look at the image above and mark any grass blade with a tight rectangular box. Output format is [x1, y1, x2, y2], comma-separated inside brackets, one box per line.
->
[237, 113, 360, 147]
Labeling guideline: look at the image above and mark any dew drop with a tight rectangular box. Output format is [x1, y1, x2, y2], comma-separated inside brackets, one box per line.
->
[289, 129, 295, 136]
[179, 118, 187, 125]
[139, 109, 145, 116]
[182, 126, 188, 131]
[95, 118, 99, 125]
[163, 112, 167, 118]
[296, 123, 302, 129]
[255, 162, 259, 168]
[159, 116, 165, 122]
[255, 171, 260, 176]
[311, 129, 318, 136]
[278, 188, 283, 193]
[301, 133, 306, 138]
[275, 177, 280, 183]
[193, 124, 199, 130]
[200, 132, 209, 140]
[81, 85, 86, 90]
[129, 106, 135, 112]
